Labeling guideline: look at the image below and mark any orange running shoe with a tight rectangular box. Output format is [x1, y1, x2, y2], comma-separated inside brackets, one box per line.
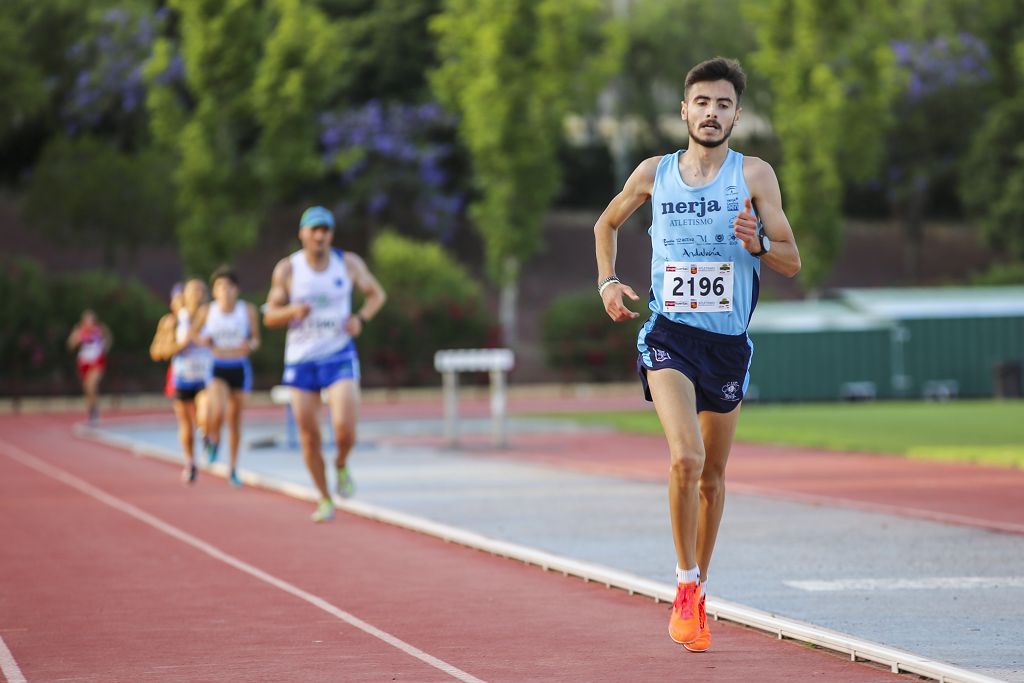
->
[683, 592, 711, 652]
[668, 581, 701, 644]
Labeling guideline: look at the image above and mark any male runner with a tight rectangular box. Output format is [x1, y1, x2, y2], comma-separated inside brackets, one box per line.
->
[192, 266, 261, 487]
[264, 206, 387, 522]
[67, 309, 113, 425]
[150, 278, 213, 484]
[593, 57, 801, 652]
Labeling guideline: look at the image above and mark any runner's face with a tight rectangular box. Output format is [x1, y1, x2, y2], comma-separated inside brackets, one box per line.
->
[212, 277, 238, 307]
[183, 279, 207, 310]
[299, 225, 333, 256]
[682, 80, 740, 149]
[82, 311, 97, 327]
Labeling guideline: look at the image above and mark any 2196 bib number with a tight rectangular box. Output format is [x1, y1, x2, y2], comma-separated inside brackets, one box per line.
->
[662, 261, 734, 312]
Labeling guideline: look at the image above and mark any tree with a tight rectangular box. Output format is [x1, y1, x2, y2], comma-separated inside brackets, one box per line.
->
[0, 0, 115, 184]
[746, 0, 900, 291]
[23, 135, 175, 266]
[430, 0, 620, 345]
[20, 4, 177, 266]
[884, 31, 994, 279]
[960, 4, 1024, 261]
[617, 0, 759, 155]
[146, 0, 445, 275]
[144, 0, 269, 275]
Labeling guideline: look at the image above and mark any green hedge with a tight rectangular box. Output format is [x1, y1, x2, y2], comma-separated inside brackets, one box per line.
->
[541, 291, 642, 382]
[0, 258, 168, 396]
[358, 232, 496, 386]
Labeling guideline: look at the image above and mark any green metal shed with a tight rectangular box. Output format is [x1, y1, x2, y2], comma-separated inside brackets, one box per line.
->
[747, 301, 901, 401]
[837, 287, 1024, 398]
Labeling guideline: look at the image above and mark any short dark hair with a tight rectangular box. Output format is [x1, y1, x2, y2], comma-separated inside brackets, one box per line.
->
[210, 265, 238, 287]
[684, 57, 746, 101]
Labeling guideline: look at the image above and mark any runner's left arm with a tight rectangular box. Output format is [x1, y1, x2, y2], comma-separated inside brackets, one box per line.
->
[67, 324, 81, 351]
[738, 158, 801, 278]
[344, 252, 387, 337]
[246, 302, 261, 354]
[101, 324, 114, 352]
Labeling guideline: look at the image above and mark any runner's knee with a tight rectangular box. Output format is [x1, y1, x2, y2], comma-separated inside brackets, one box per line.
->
[668, 447, 705, 482]
[699, 474, 725, 502]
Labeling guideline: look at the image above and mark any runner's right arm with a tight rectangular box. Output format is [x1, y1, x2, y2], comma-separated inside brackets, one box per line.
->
[263, 258, 309, 328]
[594, 157, 660, 323]
[149, 314, 178, 362]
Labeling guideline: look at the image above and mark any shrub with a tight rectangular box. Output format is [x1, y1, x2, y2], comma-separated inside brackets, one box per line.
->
[970, 262, 1024, 285]
[358, 232, 495, 387]
[0, 258, 166, 396]
[541, 291, 642, 382]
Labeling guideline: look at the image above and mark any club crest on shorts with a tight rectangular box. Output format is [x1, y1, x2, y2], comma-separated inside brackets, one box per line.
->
[653, 348, 671, 363]
[722, 381, 741, 401]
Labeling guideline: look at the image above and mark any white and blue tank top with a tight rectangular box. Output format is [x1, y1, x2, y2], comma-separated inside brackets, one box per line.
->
[202, 302, 251, 367]
[172, 308, 212, 387]
[647, 149, 760, 336]
[284, 249, 354, 364]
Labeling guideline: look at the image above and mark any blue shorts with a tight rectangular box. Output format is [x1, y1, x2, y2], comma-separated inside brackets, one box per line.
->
[637, 314, 753, 413]
[282, 344, 360, 393]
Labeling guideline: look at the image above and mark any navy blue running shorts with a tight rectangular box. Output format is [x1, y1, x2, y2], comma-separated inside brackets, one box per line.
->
[636, 314, 753, 413]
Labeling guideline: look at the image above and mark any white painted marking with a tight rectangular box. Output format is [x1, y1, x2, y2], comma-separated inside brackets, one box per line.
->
[77, 426, 1010, 683]
[0, 441, 484, 683]
[0, 635, 27, 683]
[786, 576, 1024, 592]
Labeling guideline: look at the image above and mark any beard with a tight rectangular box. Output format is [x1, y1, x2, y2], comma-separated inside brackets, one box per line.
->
[688, 119, 735, 148]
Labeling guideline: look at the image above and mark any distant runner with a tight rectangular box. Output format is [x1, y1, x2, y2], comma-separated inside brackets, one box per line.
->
[150, 278, 213, 484]
[263, 206, 387, 522]
[192, 266, 260, 488]
[67, 309, 113, 425]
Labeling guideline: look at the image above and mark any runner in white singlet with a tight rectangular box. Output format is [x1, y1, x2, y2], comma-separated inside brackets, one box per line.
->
[263, 206, 387, 522]
[150, 277, 212, 484]
[191, 266, 261, 487]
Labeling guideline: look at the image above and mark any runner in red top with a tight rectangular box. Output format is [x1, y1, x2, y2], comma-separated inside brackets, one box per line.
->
[67, 309, 113, 425]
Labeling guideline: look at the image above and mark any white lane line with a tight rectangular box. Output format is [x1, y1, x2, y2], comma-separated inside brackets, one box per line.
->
[0, 440, 484, 683]
[78, 426, 1011, 683]
[0, 635, 28, 683]
[786, 577, 1024, 592]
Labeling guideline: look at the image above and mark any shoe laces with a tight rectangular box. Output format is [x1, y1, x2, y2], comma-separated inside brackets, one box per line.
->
[673, 583, 696, 618]
[697, 596, 707, 630]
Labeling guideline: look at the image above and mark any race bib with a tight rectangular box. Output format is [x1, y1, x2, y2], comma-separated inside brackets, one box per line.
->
[662, 261, 734, 313]
[79, 340, 104, 363]
[211, 328, 246, 349]
[295, 307, 346, 340]
[174, 352, 210, 383]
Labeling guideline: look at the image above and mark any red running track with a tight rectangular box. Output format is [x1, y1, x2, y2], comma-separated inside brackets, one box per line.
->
[0, 413, 899, 682]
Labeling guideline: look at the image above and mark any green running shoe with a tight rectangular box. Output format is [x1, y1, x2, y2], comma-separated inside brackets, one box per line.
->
[310, 498, 335, 523]
[336, 466, 355, 499]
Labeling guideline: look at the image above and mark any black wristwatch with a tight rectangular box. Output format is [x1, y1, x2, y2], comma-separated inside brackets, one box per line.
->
[752, 230, 771, 258]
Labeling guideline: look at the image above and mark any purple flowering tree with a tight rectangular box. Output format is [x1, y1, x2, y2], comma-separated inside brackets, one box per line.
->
[317, 98, 466, 242]
[24, 5, 179, 267]
[319, 100, 465, 243]
[884, 34, 993, 279]
[61, 7, 173, 146]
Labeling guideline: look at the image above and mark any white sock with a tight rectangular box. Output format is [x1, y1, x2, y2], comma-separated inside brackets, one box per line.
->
[676, 565, 700, 584]
[700, 579, 708, 597]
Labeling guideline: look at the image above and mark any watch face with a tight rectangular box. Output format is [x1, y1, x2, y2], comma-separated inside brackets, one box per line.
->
[763, 236, 771, 252]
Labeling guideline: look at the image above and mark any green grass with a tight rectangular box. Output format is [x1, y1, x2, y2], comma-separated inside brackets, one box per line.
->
[551, 400, 1024, 467]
